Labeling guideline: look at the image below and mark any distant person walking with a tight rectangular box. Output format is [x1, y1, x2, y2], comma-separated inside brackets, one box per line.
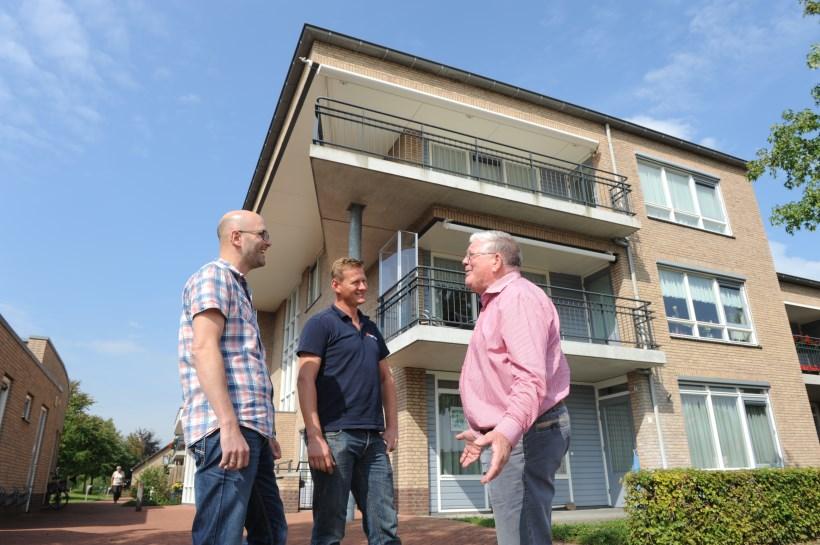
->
[110, 466, 125, 503]
[178, 210, 287, 545]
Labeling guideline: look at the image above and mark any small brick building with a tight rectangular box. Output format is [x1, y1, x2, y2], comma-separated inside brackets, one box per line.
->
[0, 314, 70, 512]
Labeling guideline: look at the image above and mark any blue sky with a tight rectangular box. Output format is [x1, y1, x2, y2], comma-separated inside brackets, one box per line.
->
[1, 0, 818, 442]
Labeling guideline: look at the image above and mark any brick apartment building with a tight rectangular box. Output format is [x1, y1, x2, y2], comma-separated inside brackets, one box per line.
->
[234, 25, 820, 514]
[0, 314, 70, 512]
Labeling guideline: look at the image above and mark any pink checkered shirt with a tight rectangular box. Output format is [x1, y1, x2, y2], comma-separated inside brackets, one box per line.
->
[178, 258, 274, 446]
[460, 270, 570, 447]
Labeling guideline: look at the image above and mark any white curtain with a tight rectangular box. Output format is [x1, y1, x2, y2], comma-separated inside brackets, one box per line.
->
[745, 402, 779, 467]
[666, 171, 696, 213]
[682, 394, 717, 468]
[712, 396, 748, 468]
[720, 286, 748, 326]
[696, 183, 724, 220]
[638, 163, 666, 206]
[660, 270, 687, 298]
[688, 275, 720, 323]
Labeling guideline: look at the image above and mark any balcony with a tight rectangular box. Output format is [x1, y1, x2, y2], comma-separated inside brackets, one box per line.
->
[377, 266, 664, 382]
[796, 335, 820, 373]
[311, 98, 641, 239]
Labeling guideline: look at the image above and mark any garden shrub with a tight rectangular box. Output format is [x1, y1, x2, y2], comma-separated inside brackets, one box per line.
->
[625, 468, 820, 545]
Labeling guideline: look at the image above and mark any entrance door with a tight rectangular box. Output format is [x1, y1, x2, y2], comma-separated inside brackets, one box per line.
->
[599, 395, 635, 507]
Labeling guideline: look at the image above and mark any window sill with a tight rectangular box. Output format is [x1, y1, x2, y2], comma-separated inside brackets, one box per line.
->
[647, 215, 735, 238]
[669, 334, 761, 349]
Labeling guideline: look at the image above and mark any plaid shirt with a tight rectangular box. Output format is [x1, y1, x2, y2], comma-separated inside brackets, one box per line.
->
[178, 258, 274, 446]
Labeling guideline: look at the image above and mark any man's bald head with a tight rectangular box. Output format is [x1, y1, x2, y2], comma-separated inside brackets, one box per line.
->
[217, 210, 262, 241]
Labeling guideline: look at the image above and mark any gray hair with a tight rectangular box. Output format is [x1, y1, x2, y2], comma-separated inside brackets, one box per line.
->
[469, 230, 522, 268]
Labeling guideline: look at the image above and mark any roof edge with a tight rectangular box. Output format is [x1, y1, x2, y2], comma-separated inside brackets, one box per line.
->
[778, 272, 820, 290]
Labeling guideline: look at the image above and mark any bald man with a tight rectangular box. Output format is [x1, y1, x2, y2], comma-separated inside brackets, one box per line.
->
[178, 210, 287, 545]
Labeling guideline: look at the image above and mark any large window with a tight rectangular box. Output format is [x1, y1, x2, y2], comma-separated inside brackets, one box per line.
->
[280, 288, 299, 411]
[659, 269, 754, 343]
[306, 258, 321, 308]
[680, 382, 781, 469]
[638, 160, 729, 234]
[23, 393, 32, 422]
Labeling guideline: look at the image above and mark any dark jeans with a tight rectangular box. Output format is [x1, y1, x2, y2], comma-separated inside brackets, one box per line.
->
[483, 403, 571, 545]
[112, 485, 122, 502]
[189, 427, 287, 545]
[310, 430, 401, 545]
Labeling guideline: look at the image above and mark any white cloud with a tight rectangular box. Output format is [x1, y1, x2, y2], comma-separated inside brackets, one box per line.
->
[626, 115, 694, 140]
[83, 339, 145, 355]
[179, 93, 201, 105]
[770, 241, 820, 281]
[698, 136, 719, 149]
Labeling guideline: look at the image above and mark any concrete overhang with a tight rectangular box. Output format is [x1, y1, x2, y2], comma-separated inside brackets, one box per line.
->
[385, 326, 666, 383]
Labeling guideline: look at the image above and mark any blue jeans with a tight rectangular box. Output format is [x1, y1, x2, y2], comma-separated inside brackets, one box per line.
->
[189, 427, 287, 545]
[310, 430, 401, 545]
[484, 403, 571, 545]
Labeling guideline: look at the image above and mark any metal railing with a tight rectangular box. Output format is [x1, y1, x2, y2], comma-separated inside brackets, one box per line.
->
[795, 335, 820, 372]
[377, 267, 657, 349]
[315, 98, 634, 214]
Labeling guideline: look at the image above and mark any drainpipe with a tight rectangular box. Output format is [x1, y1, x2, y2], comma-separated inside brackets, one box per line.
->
[640, 368, 669, 469]
[348, 203, 365, 259]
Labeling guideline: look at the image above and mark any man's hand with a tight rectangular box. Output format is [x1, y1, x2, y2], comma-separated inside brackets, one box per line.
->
[307, 435, 336, 474]
[381, 426, 398, 453]
[270, 437, 282, 460]
[219, 424, 250, 471]
[456, 430, 483, 468]
[475, 431, 512, 484]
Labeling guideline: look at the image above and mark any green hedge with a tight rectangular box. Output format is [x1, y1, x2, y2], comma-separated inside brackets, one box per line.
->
[625, 468, 820, 545]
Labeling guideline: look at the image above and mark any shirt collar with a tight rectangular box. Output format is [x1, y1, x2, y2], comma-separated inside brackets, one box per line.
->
[481, 270, 521, 305]
[215, 258, 244, 279]
[330, 304, 369, 323]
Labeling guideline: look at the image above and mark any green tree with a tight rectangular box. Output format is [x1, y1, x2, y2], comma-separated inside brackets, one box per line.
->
[125, 428, 162, 461]
[58, 381, 135, 485]
[747, 0, 820, 234]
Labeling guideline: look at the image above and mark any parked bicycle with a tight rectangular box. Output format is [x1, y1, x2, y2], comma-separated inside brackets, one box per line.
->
[45, 478, 69, 510]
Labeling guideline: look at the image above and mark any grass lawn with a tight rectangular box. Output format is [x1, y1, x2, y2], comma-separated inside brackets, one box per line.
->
[68, 491, 113, 502]
[457, 517, 627, 545]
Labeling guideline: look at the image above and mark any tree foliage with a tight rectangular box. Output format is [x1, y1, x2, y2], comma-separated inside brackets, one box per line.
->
[58, 381, 138, 481]
[747, 0, 820, 234]
[125, 427, 162, 462]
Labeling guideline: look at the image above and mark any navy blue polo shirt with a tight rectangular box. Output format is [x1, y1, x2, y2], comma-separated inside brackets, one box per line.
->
[297, 305, 390, 432]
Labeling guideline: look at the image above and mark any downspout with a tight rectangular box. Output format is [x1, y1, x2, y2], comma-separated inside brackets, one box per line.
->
[348, 203, 365, 260]
[607, 123, 668, 469]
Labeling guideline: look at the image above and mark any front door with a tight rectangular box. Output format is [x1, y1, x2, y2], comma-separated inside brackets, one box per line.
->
[599, 395, 635, 507]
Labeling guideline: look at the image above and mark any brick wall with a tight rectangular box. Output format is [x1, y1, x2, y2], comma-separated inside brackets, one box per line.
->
[391, 367, 429, 515]
[0, 319, 69, 513]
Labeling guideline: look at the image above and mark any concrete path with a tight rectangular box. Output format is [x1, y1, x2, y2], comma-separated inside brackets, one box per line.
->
[0, 501, 506, 545]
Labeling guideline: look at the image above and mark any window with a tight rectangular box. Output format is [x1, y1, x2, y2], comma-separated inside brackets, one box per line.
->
[659, 269, 754, 343]
[307, 258, 321, 307]
[23, 393, 33, 421]
[638, 160, 729, 234]
[280, 289, 299, 411]
[680, 382, 781, 469]
[0, 376, 11, 433]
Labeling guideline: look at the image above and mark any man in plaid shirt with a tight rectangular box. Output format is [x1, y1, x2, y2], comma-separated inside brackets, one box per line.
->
[178, 210, 286, 545]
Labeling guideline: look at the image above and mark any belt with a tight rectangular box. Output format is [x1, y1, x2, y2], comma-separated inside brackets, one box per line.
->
[476, 401, 567, 434]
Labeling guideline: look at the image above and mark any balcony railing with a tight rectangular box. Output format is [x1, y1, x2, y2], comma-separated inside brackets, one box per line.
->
[377, 267, 657, 349]
[795, 335, 820, 372]
[315, 98, 634, 215]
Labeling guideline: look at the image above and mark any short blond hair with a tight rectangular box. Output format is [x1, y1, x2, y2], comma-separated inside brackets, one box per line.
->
[330, 257, 364, 281]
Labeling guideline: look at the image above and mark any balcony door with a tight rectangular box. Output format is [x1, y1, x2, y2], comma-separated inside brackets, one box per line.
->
[431, 257, 476, 327]
[584, 270, 619, 344]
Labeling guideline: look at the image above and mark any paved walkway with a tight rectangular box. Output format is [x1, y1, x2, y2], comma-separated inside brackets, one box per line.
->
[0, 501, 507, 545]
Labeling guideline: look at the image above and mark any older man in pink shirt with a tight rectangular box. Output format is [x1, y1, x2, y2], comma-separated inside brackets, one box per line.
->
[456, 230, 571, 545]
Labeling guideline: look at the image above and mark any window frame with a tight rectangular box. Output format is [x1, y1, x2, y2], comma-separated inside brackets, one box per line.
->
[279, 288, 300, 412]
[679, 382, 783, 470]
[0, 376, 11, 434]
[22, 393, 33, 422]
[659, 268, 756, 345]
[637, 158, 731, 235]
[306, 258, 321, 309]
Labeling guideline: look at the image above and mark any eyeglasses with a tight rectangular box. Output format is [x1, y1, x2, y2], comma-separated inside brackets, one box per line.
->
[237, 230, 270, 242]
[464, 251, 496, 262]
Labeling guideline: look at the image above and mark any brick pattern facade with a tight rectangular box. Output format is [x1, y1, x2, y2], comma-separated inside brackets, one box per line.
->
[0, 319, 69, 513]
[391, 367, 429, 515]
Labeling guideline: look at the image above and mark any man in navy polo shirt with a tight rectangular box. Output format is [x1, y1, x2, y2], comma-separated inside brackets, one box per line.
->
[297, 257, 401, 545]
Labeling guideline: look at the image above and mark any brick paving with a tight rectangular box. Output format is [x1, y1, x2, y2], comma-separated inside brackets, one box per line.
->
[0, 501, 503, 545]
